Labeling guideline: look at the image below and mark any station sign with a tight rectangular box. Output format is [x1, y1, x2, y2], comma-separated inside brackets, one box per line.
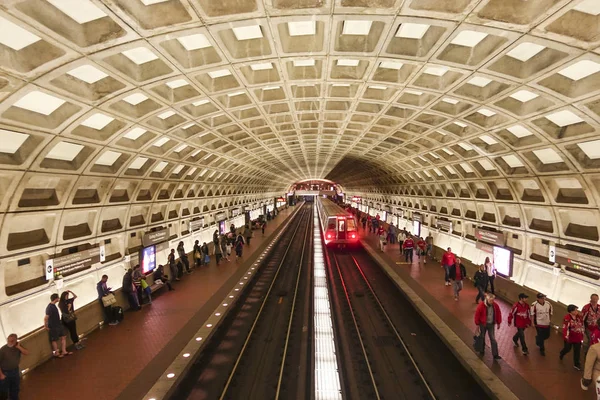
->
[231, 208, 240, 217]
[437, 219, 452, 231]
[215, 212, 226, 221]
[47, 248, 101, 279]
[474, 228, 504, 246]
[412, 213, 422, 222]
[189, 217, 205, 232]
[555, 247, 600, 278]
[142, 230, 169, 247]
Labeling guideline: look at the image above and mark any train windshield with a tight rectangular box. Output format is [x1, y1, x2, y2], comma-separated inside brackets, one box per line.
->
[327, 218, 336, 230]
[346, 218, 356, 231]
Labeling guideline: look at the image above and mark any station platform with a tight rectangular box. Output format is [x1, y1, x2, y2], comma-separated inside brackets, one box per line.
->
[18, 206, 297, 400]
[360, 227, 588, 400]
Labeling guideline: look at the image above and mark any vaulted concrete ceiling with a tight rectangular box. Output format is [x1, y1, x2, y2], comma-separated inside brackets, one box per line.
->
[0, 0, 600, 254]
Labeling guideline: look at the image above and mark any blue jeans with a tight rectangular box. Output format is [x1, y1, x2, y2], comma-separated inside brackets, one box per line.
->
[1, 368, 20, 400]
[443, 265, 451, 283]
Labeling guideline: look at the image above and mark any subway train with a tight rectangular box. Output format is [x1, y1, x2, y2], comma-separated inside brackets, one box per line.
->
[316, 197, 359, 247]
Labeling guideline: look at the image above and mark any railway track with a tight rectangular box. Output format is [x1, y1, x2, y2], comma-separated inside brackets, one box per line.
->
[327, 249, 489, 400]
[172, 204, 313, 400]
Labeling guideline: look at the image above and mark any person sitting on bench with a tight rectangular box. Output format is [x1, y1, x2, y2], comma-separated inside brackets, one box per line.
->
[153, 265, 173, 291]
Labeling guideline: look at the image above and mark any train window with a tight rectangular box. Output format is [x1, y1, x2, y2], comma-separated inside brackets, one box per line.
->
[347, 219, 356, 231]
[338, 219, 345, 231]
[327, 218, 336, 230]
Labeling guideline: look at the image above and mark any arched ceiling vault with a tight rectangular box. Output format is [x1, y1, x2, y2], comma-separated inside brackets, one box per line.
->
[0, 0, 600, 254]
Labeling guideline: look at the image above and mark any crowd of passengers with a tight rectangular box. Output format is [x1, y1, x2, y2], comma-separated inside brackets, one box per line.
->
[0, 211, 282, 400]
[353, 208, 600, 393]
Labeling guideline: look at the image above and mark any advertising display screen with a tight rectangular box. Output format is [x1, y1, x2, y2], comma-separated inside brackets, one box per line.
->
[219, 220, 226, 235]
[493, 246, 513, 277]
[413, 220, 421, 237]
[141, 245, 156, 274]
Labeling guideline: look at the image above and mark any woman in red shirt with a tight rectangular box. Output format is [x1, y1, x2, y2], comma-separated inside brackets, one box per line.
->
[560, 304, 585, 370]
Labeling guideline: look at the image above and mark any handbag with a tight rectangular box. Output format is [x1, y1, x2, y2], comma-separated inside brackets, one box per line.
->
[194, 250, 201, 259]
[102, 293, 117, 307]
[63, 311, 77, 323]
[204, 254, 210, 264]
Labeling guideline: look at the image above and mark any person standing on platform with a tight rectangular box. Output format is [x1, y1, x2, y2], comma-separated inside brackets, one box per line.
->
[397, 229, 405, 254]
[387, 223, 396, 245]
[132, 265, 144, 306]
[0, 333, 28, 400]
[235, 233, 245, 260]
[582, 294, 600, 356]
[474, 293, 502, 360]
[244, 224, 252, 246]
[177, 242, 191, 274]
[531, 293, 553, 356]
[448, 257, 467, 301]
[96, 275, 118, 326]
[220, 234, 229, 262]
[473, 265, 488, 304]
[560, 304, 585, 370]
[441, 248, 456, 286]
[193, 240, 202, 267]
[508, 293, 532, 355]
[425, 233, 434, 261]
[378, 228, 387, 252]
[168, 249, 179, 281]
[402, 235, 415, 263]
[44, 294, 71, 358]
[261, 220, 266, 236]
[581, 330, 600, 391]
[122, 268, 141, 310]
[214, 236, 223, 265]
[59, 290, 84, 350]
[201, 242, 209, 265]
[484, 256, 496, 295]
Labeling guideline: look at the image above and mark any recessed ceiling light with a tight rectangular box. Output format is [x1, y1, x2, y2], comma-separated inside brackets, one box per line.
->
[182, 123, 195, 129]
[153, 137, 170, 147]
[379, 61, 403, 70]
[477, 108, 496, 117]
[174, 144, 188, 152]
[152, 161, 167, 172]
[122, 47, 158, 65]
[433, 168, 443, 176]
[46, 141, 84, 161]
[66, 65, 108, 84]
[81, 113, 114, 130]
[95, 150, 121, 166]
[395, 23, 430, 39]
[192, 99, 210, 106]
[158, 111, 175, 120]
[507, 125, 533, 138]
[467, 76, 492, 87]
[510, 90, 538, 103]
[232, 25, 263, 41]
[0, 130, 28, 154]
[533, 148, 563, 164]
[451, 31, 488, 47]
[250, 62, 273, 71]
[187, 167, 197, 175]
[445, 165, 456, 174]
[172, 165, 184, 174]
[424, 66, 448, 76]
[429, 151, 439, 159]
[405, 89, 423, 96]
[442, 148, 453, 155]
[545, 110, 584, 127]
[578, 139, 600, 159]
[0, 16, 42, 51]
[369, 85, 387, 90]
[123, 93, 148, 105]
[479, 135, 498, 145]
[177, 33, 211, 51]
[337, 59, 359, 67]
[263, 86, 280, 91]
[502, 155, 524, 168]
[13, 91, 65, 116]
[140, 0, 169, 5]
[460, 162, 473, 173]
[47, 0, 107, 24]
[558, 60, 600, 81]
[442, 98, 459, 104]
[454, 121, 467, 128]
[288, 21, 316, 36]
[208, 69, 231, 79]
[478, 159, 496, 171]
[123, 127, 146, 140]
[227, 91, 244, 97]
[332, 83, 350, 87]
[342, 20, 372, 36]
[458, 142, 473, 151]
[293, 59, 315, 67]
[166, 79, 189, 89]
[506, 42, 545, 62]
[574, 0, 600, 16]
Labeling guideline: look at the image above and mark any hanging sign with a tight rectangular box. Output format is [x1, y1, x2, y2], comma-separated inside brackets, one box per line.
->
[51, 248, 101, 277]
[100, 245, 106, 262]
[45, 259, 54, 281]
[474, 228, 504, 246]
[142, 230, 169, 247]
[437, 220, 452, 231]
[549, 245, 556, 263]
[215, 212, 226, 221]
[189, 217, 205, 232]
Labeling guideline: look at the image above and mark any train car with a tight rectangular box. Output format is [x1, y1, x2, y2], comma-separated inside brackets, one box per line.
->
[316, 197, 359, 247]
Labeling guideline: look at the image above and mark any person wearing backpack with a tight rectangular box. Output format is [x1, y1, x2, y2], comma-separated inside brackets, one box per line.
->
[508, 293, 532, 355]
[473, 265, 488, 304]
[531, 293, 553, 356]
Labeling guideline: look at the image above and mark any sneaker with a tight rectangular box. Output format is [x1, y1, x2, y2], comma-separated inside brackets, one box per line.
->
[581, 379, 589, 391]
[109, 321, 119, 326]
[522, 350, 529, 355]
[513, 339, 519, 348]
[454, 296, 458, 301]
[493, 355, 502, 360]
[574, 365, 581, 371]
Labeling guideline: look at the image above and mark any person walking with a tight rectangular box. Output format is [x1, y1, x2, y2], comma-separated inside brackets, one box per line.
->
[96, 275, 118, 326]
[416, 237, 427, 262]
[378, 228, 387, 252]
[425, 233, 434, 261]
[581, 331, 600, 391]
[44, 294, 71, 358]
[244, 224, 253, 246]
[582, 294, 600, 356]
[59, 290, 84, 351]
[448, 258, 467, 301]
[402, 235, 415, 263]
[441, 248, 456, 286]
[167, 249, 179, 281]
[560, 304, 585, 370]
[508, 293, 532, 355]
[531, 293, 553, 356]
[0, 334, 28, 400]
[261, 220, 266, 236]
[473, 265, 488, 304]
[214, 236, 223, 265]
[221, 234, 229, 262]
[484, 256, 496, 295]
[474, 293, 502, 360]
[397, 229, 405, 253]
[235, 233, 245, 260]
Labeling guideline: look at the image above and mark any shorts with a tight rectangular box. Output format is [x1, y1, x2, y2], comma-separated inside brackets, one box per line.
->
[48, 324, 66, 341]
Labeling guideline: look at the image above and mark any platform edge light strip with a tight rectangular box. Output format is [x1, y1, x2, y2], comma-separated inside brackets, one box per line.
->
[313, 202, 343, 400]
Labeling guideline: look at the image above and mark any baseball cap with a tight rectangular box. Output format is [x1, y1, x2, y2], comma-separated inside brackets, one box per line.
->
[518, 293, 529, 299]
[536, 293, 546, 299]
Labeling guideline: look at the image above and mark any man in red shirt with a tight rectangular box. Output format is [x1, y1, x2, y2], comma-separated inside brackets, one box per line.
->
[582, 294, 600, 355]
[448, 258, 466, 301]
[474, 293, 502, 360]
[402, 235, 415, 263]
[508, 293, 532, 355]
[560, 304, 585, 370]
[441, 248, 456, 286]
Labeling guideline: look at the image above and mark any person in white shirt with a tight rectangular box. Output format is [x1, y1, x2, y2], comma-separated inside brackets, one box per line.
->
[484, 257, 496, 295]
[531, 292, 553, 356]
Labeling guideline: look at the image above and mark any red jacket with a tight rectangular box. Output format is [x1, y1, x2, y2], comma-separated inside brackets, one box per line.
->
[563, 314, 585, 343]
[441, 251, 456, 267]
[474, 301, 502, 326]
[582, 303, 600, 331]
[417, 239, 426, 251]
[508, 302, 531, 329]
[403, 238, 414, 249]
